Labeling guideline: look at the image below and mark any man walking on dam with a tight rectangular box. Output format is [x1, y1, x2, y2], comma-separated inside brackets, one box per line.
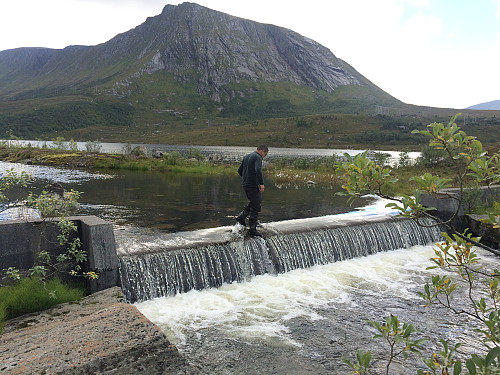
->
[236, 144, 269, 237]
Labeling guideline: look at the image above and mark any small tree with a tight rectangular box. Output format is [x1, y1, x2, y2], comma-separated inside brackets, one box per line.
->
[336, 114, 500, 373]
[1, 169, 97, 293]
[85, 140, 102, 153]
[0, 169, 33, 215]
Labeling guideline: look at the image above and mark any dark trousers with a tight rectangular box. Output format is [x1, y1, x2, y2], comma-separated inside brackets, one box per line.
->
[243, 187, 261, 224]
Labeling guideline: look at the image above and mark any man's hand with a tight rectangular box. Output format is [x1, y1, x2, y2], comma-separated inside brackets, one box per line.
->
[259, 185, 265, 192]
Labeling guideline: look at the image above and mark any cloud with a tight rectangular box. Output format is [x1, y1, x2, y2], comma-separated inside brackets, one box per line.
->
[0, 0, 167, 50]
[402, 11, 442, 41]
[401, 0, 429, 6]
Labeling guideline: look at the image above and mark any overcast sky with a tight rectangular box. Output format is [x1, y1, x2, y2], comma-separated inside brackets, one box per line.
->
[0, 0, 499, 109]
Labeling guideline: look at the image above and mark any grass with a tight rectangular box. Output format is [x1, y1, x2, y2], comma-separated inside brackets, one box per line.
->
[0, 278, 85, 333]
[1, 142, 496, 202]
[92, 154, 236, 175]
[0, 145, 236, 174]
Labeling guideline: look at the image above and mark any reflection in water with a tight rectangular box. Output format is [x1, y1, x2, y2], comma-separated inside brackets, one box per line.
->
[75, 171, 373, 231]
[0, 161, 373, 231]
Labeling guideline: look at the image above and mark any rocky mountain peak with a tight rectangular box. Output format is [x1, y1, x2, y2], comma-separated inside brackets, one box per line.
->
[0, 2, 395, 115]
[130, 2, 361, 101]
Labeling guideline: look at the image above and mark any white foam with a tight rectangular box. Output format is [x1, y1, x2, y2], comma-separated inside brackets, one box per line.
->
[136, 244, 437, 347]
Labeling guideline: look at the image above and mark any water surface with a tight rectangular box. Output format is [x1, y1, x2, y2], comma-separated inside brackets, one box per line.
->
[137, 245, 490, 374]
[0, 161, 373, 231]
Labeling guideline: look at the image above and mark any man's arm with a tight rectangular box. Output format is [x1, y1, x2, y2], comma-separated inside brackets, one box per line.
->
[254, 157, 264, 191]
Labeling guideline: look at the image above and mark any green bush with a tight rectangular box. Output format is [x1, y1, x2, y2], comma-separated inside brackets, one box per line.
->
[0, 306, 5, 333]
[0, 278, 85, 329]
[163, 151, 183, 166]
[416, 145, 454, 167]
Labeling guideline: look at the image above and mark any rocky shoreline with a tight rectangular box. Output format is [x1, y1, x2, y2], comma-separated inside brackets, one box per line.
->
[0, 287, 197, 374]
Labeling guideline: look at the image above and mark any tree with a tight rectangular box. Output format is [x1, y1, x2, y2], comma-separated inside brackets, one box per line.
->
[1, 169, 97, 291]
[336, 114, 500, 373]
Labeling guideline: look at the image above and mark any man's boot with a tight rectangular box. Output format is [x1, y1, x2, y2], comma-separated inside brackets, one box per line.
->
[236, 209, 249, 226]
[249, 219, 263, 238]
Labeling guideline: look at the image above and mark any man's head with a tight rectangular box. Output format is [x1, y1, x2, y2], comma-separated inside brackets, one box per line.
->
[256, 144, 268, 158]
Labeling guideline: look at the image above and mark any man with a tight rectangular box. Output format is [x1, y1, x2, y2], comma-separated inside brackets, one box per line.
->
[236, 144, 268, 237]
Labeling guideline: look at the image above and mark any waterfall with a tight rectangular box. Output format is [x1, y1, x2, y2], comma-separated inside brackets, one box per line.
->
[266, 217, 442, 273]
[119, 216, 443, 303]
[120, 237, 273, 303]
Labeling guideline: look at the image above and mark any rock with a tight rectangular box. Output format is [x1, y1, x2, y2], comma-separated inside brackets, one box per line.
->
[0, 287, 196, 374]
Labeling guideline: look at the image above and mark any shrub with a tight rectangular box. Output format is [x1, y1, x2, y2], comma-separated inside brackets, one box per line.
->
[85, 141, 102, 153]
[187, 149, 204, 161]
[416, 145, 453, 167]
[293, 158, 311, 170]
[163, 151, 183, 166]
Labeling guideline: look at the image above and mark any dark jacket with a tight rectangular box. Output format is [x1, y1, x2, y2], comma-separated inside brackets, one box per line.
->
[238, 151, 264, 188]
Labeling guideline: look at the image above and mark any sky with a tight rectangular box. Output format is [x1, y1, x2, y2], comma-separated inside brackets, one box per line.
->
[0, 0, 499, 109]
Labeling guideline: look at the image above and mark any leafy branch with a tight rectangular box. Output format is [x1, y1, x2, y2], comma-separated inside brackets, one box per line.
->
[339, 115, 500, 373]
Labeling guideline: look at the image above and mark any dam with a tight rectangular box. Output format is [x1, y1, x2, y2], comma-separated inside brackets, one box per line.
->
[118, 212, 443, 303]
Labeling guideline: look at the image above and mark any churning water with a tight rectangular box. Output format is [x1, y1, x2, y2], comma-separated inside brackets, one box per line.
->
[128, 208, 491, 374]
[136, 245, 492, 374]
[0, 157, 492, 373]
[119, 215, 442, 303]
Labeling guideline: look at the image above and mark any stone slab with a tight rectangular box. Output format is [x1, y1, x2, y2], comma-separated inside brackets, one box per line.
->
[0, 287, 196, 374]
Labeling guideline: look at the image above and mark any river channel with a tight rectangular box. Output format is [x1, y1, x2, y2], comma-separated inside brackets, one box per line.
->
[0, 155, 374, 231]
[3, 146, 486, 374]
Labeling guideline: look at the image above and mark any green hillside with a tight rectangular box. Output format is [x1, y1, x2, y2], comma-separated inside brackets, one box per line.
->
[0, 2, 498, 149]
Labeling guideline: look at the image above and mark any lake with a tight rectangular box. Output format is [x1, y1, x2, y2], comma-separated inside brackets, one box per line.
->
[0, 160, 374, 231]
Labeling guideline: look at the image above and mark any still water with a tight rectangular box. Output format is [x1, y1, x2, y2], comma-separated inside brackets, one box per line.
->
[0, 161, 373, 231]
[2, 139, 420, 165]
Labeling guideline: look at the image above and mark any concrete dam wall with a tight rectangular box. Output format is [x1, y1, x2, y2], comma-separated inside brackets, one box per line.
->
[0, 216, 119, 293]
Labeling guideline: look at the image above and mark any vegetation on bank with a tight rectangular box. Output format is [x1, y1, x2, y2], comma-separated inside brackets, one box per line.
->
[0, 143, 235, 174]
[338, 115, 500, 374]
[0, 167, 94, 333]
[0, 278, 85, 332]
[0, 141, 447, 195]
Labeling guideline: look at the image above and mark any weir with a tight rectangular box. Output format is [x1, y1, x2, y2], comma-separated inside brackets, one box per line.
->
[118, 214, 443, 303]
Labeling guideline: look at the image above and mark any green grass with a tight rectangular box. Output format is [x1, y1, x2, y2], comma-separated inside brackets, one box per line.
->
[0, 278, 85, 332]
[92, 154, 236, 174]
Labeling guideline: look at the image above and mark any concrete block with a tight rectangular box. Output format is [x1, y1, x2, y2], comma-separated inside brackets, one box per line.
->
[78, 216, 120, 293]
[0, 216, 118, 293]
[466, 214, 500, 249]
[421, 186, 500, 233]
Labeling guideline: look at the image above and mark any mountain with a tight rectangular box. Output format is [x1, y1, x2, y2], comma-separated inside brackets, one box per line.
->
[0, 2, 402, 140]
[467, 100, 500, 110]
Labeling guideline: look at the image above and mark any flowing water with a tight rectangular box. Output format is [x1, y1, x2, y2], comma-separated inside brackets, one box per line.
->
[136, 245, 493, 374]
[118, 215, 443, 303]
[0, 155, 494, 374]
[123, 209, 490, 374]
